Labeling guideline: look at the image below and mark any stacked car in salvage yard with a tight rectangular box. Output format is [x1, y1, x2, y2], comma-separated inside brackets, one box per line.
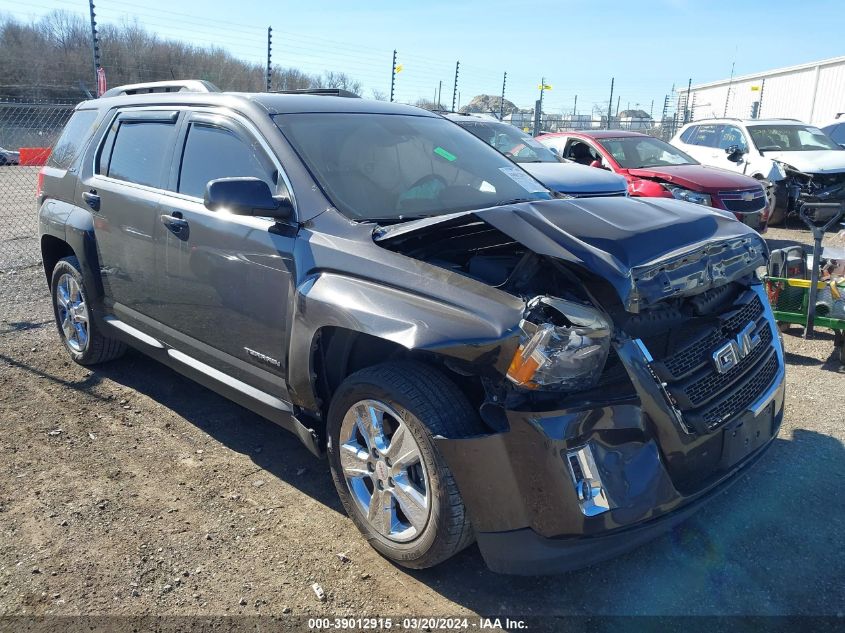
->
[32, 82, 788, 576]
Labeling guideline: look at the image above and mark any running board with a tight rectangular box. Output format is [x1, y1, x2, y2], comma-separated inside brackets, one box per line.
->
[104, 316, 164, 348]
[167, 348, 292, 413]
[101, 316, 321, 456]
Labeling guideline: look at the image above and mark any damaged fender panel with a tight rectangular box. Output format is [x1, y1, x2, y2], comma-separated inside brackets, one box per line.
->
[286, 272, 523, 411]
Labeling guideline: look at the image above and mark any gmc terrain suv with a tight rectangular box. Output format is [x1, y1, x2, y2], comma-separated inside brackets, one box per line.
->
[38, 81, 785, 574]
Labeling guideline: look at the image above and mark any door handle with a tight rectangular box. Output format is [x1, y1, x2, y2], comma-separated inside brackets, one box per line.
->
[160, 212, 190, 240]
[82, 190, 100, 211]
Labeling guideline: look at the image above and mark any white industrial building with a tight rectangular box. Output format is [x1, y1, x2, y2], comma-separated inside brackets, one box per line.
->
[681, 55, 845, 125]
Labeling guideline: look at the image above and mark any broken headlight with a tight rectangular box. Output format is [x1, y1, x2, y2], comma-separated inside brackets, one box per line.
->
[664, 185, 712, 207]
[506, 296, 611, 391]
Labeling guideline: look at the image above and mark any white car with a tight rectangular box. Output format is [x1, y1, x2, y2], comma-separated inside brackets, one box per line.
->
[671, 118, 845, 224]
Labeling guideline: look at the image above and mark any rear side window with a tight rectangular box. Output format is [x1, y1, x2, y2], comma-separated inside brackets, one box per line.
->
[827, 124, 845, 144]
[688, 124, 721, 147]
[679, 125, 698, 143]
[47, 110, 99, 169]
[105, 121, 177, 188]
[177, 123, 276, 199]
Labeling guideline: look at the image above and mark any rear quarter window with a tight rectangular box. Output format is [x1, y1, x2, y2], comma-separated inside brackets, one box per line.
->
[679, 126, 698, 143]
[47, 109, 99, 169]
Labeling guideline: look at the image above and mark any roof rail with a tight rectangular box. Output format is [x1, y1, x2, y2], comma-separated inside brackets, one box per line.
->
[269, 88, 360, 98]
[100, 80, 220, 98]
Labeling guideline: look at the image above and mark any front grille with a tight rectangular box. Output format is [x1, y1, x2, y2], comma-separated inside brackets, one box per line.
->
[701, 352, 779, 429]
[680, 324, 773, 409]
[718, 188, 766, 213]
[647, 291, 779, 434]
[660, 296, 764, 380]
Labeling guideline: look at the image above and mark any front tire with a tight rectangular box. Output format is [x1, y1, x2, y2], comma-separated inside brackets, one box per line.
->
[50, 256, 126, 365]
[327, 361, 481, 569]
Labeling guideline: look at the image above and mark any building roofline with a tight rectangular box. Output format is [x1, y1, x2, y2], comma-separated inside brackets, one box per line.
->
[682, 55, 845, 93]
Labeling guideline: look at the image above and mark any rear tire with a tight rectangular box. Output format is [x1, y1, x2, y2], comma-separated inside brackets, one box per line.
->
[327, 360, 481, 569]
[50, 256, 126, 365]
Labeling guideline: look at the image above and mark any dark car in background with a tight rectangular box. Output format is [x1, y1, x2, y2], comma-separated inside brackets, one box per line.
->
[444, 113, 628, 198]
[539, 130, 771, 231]
[37, 81, 784, 574]
[0, 147, 19, 165]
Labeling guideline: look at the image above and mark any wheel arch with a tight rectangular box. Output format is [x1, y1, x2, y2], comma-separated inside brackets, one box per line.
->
[286, 273, 521, 416]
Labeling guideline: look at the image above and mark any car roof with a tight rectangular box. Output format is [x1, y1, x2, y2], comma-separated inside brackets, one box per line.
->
[541, 130, 650, 139]
[683, 118, 809, 127]
[79, 91, 436, 117]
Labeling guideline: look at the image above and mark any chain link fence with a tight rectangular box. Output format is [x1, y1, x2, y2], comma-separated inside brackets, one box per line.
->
[530, 115, 683, 141]
[0, 100, 75, 270]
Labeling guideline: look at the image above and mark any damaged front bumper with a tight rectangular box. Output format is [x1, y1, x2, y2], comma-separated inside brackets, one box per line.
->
[435, 288, 786, 575]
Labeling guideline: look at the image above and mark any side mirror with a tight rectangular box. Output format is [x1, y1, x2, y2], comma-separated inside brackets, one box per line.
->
[725, 145, 747, 163]
[204, 177, 293, 220]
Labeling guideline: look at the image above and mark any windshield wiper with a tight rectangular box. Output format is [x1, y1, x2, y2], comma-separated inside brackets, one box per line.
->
[495, 198, 534, 207]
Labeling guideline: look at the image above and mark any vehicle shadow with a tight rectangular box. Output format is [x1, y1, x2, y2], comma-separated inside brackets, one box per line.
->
[87, 348, 345, 513]
[56, 349, 845, 616]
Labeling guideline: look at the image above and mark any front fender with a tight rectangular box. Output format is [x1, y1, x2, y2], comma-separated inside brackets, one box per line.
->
[286, 272, 522, 412]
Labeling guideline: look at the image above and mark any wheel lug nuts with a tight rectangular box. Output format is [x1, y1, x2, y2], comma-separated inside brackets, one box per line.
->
[387, 477, 394, 487]
[376, 481, 384, 490]
[384, 458, 392, 467]
[371, 448, 379, 459]
[367, 462, 374, 472]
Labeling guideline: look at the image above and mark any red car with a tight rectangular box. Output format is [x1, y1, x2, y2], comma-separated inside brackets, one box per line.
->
[537, 130, 770, 231]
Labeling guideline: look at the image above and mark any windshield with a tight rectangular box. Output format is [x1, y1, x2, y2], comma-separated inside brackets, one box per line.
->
[597, 136, 698, 168]
[747, 125, 842, 152]
[455, 120, 560, 163]
[274, 113, 551, 221]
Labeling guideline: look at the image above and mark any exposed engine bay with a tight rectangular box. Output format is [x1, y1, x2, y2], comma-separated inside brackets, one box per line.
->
[780, 164, 845, 212]
[375, 202, 770, 423]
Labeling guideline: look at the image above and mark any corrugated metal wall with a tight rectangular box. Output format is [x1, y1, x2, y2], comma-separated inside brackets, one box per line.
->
[686, 58, 845, 125]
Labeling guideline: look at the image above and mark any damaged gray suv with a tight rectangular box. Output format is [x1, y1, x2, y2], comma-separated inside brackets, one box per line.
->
[38, 81, 785, 574]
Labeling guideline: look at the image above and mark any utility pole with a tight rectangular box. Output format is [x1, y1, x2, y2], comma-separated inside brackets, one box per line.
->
[88, 0, 100, 92]
[650, 99, 654, 118]
[606, 77, 614, 130]
[499, 71, 507, 120]
[437, 80, 442, 109]
[685, 77, 692, 123]
[451, 61, 460, 112]
[615, 95, 621, 118]
[265, 27, 272, 92]
[757, 78, 766, 119]
[572, 94, 577, 117]
[723, 63, 733, 117]
[389, 50, 397, 103]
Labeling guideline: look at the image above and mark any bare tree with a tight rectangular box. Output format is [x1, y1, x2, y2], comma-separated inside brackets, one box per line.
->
[0, 12, 363, 101]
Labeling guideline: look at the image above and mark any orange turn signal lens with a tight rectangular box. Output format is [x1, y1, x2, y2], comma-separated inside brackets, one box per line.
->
[507, 344, 541, 388]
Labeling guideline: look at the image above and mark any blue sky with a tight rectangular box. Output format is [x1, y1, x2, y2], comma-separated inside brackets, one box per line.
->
[5, 0, 845, 114]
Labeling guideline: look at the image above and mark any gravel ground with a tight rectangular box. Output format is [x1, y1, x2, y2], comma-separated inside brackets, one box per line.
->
[0, 223, 843, 621]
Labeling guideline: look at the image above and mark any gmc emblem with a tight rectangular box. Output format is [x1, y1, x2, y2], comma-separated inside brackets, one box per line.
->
[712, 321, 760, 374]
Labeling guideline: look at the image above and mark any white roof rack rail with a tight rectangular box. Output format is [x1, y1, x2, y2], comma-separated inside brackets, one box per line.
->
[100, 80, 220, 98]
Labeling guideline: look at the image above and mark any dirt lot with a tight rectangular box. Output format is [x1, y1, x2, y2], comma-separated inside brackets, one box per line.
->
[0, 223, 843, 622]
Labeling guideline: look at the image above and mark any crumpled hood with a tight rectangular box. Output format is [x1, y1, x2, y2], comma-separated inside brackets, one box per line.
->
[521, 162, 628, 196]
[626, 164, 761, 192]
[764, 150, 845, 174]
[376, 196, 767, 312]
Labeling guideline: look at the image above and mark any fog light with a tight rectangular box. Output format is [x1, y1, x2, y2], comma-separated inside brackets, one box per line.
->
[566, 445, 611, 516]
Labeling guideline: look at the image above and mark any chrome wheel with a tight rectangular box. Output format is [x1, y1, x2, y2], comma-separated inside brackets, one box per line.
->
[55, 273, 89, 353]
[339, 399, 430, 543]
